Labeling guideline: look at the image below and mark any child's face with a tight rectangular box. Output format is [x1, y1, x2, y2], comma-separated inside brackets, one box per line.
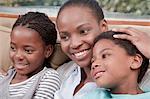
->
[91, 39, 134, 89]
[57, 6, 107, 67]
[10, 26, 49, 76]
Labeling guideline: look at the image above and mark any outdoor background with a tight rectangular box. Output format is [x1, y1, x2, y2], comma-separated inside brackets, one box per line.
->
[0, 0, 150, 16]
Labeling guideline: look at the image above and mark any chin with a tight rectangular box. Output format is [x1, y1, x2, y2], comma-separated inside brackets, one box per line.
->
[76, 61, 90, 68]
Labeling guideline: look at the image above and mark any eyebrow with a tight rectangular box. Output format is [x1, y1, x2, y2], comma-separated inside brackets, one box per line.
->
[99, 48, 112, 54]
[76, 23, 90, 30]
[10, 42, 15, 45]
[59, 31, 69, 35]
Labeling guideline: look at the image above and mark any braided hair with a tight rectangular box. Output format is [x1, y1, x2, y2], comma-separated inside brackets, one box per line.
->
[12, 12, 57, 67]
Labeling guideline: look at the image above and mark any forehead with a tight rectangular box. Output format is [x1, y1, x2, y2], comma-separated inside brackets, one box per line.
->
[11, 26, 43, 43]
[57, 6, 97, 27]
[58, 6, 95, 21]
[59, 5, 93, 17]
[93, 39, 117, 52]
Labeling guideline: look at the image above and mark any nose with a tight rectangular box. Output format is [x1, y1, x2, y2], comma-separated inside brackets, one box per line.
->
[70, 35, 82, 49]
[91, 60, 101, 70]
[91, 64, 99, 70]
[14, 50, 24, 61]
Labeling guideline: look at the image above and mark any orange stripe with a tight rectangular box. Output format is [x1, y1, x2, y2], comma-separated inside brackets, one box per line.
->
[0, 13, 149, 26]
[0, 13, 18, 18]
[107, 20, 150, 26]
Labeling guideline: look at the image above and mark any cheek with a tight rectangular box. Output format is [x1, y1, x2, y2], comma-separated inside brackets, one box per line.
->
[30, 55, 44, 66]
[90, 69, 94, 78]
[9, 51, 14, 60]
[87, 31, 102, 45]
[85, 35, 96, 46]
[60, 42, 69, 53]
[107, 61, 130, 79]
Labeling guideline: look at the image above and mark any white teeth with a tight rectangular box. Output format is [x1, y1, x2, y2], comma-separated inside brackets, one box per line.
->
[74, 50, 88, 58]
[95, 72, 104, 79]
[16, 64, 26, 66]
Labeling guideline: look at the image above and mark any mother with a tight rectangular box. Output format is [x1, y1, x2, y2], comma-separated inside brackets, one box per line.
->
[54, 0, 150, 99]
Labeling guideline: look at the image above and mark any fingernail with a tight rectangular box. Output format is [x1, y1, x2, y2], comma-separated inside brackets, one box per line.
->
[113, 35, 118, 38]
[112, 28, 117, 31]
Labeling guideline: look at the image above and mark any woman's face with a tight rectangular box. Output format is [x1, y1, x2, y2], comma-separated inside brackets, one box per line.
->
[57, 6, 107, 67]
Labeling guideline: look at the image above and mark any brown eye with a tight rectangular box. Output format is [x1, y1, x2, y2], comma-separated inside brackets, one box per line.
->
[10, 45, 16, 52]
[60, 33, 70, 41]
[25, 49, 34, 54]
[102, 54, 106, 59]
[80, 29, 89, 34]
[102, 53, 110, 59]
[60, 35, 69, 41]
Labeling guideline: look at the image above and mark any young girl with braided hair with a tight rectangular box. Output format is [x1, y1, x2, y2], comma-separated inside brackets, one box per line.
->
[0, 12, 60, 99]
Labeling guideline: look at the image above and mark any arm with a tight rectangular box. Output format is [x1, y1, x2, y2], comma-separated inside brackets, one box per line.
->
[33, 69, 61, 99]
[113, 27, 150, 59]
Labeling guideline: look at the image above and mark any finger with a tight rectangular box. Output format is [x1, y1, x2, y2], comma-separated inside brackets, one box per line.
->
[112, 27, 138, 36]
[113, 34, 134, 41]
[126, 27, 143, 35]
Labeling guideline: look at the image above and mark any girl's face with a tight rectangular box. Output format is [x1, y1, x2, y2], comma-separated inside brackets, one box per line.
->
[10, 26, 51, 76]
[91, 39, 134, 89]
[57, 6, 107, 68]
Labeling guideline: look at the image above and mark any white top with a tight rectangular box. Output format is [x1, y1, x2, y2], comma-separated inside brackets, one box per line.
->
[0, 67, 61, 99]
[54, 61, 97, 99]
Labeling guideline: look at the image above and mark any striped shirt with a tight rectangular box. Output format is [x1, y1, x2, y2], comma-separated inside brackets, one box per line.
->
[0, 67, 61, 99]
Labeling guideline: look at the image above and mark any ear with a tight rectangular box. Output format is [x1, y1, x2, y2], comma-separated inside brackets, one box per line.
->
[45, 45, 53, 58]
[130, 54, 143, 70]
[99, 19, 108, 32]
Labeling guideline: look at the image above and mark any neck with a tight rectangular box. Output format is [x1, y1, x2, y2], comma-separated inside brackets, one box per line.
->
[11, 66, 44, 84]
[110, 80, 143, 94]
[82, 67, 94, 83]
[11, 73, 28, 84]
[73, 67, 94, 95]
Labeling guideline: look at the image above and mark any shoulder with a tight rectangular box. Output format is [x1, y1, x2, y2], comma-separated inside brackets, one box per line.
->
[83, 88, 111, 99]
[56, 61, 79, 80]
[41, 68, 60, 84]
[34, 68, 61, 98]
[140, 68, 150, 92]
[57, 61, 77, 72]
[0, 75, 4, 81]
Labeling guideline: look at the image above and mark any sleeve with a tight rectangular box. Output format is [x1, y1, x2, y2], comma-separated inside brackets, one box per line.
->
[140, 68, 150, 92]
[56, 61, 75, 81]
[83, 88, 112, 99]
[0, 74, 4, 81]
[33, 69, 61, 99]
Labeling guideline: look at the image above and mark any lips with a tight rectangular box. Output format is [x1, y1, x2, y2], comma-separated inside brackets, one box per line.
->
[92, 70, 105, 79]
[14, 63, 29, 70]
[71, 49, 90, 60]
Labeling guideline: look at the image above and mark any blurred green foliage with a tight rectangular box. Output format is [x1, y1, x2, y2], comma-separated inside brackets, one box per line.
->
[0, 0, 150, 15]
[98, 0, 150, 15]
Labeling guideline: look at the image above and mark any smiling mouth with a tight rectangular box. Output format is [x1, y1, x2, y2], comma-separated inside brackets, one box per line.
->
[14, 63, 29, 69]
[94, 71, 105, 79]
[72, 49, 90, 59]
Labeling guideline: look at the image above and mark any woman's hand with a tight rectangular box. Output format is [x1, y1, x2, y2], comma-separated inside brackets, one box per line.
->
[113, 27, 150, 59]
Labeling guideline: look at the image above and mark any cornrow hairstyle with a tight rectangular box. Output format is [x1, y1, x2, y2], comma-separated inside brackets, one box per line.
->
[94, 31, 149, 83]
[12, 12, 57, 68]
[57, 0, 104, 23]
